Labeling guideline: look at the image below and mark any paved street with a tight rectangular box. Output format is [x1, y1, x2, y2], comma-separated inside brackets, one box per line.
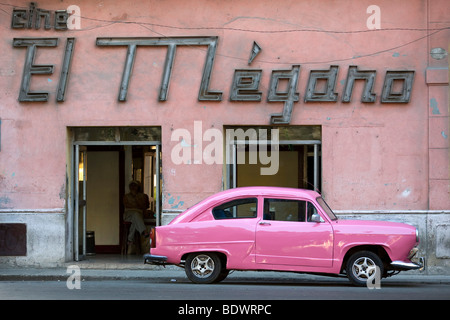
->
[1, 266, 449, 318]
[1, 272, 449, 300]
[1, 255, 449, 305]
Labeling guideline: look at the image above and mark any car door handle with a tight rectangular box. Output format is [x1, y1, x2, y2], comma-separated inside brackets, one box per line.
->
[259, 221, 271, 226]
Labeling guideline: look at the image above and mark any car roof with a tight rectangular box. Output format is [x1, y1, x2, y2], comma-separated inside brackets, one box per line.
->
[169, 186, 321, 224]
[208, 186, 320, 200]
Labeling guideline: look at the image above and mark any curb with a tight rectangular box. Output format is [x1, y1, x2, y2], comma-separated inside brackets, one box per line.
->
[1, 268, 450, 284]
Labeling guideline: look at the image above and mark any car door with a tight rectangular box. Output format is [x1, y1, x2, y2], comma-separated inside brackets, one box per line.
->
[255, 197, 333, 268]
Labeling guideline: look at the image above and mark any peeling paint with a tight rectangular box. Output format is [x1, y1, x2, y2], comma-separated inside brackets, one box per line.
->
[401, 188, 411, 198]
[0, 196, 12, 209]
[167, 193, 184, 209]
[180, 139, 196, 148]
[442, 131, 448, 139]
[171, 201, 184, 209]
[430, 98, 441, 115]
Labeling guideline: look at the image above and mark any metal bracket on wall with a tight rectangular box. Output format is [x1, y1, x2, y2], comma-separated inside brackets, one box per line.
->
[342, 66, 377, 103]
[57, 37, 75, 102]
[230, 69, 263, 101]
[381, 71, 415, 103]
[248, 41, 261, 65]
[268, 65, 301, 124]
[96, 36, 223, 102]
[305, 65, 339, 102]
[13, 38, 58, 102]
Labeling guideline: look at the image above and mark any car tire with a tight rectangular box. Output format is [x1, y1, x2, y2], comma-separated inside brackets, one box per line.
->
[185, 252, 223, 284]
[215, 269, 230, 283]
[346, 251, 384, 287]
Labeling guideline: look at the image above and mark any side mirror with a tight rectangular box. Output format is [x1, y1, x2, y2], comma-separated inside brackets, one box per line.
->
[310, 213, 322, 223]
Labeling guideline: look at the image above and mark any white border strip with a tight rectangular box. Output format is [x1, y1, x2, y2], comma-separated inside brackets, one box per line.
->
[0, 208, 65, 214]
[334, 210, 450, 215]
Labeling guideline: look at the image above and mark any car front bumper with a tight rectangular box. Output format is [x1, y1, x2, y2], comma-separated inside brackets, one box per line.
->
[390, 257, 425, 271]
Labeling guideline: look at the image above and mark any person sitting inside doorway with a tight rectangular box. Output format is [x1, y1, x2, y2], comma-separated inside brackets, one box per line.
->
[123, 180, 150, 244]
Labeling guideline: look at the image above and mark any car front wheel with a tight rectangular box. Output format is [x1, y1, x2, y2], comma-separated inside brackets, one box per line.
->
[185, 252, 223, 284]
[346, 251, 384, 287]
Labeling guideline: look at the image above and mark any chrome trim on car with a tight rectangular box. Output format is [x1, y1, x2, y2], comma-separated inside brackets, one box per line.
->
[391, 257, 425, 271]
[144, 253, 168, 265]
[419, 257, 425, 271]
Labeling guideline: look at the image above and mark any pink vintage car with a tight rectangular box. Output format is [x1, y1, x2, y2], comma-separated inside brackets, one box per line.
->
[144, 187, 424, 286]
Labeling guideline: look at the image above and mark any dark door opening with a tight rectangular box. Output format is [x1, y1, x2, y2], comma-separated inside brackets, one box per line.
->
[71, 127, 161, 260]
[225, 125, 321, 193]
[236, 144, 321, 191]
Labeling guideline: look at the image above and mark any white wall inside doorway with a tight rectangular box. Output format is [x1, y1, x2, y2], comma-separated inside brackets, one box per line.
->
[86, 151, 120, 245]
[237, 151, 299, 188]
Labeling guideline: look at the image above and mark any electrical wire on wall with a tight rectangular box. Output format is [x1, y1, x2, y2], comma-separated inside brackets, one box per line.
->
[0, 1, 449, 66]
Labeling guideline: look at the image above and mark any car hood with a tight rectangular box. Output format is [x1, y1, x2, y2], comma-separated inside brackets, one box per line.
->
[333, 218, 417, 236]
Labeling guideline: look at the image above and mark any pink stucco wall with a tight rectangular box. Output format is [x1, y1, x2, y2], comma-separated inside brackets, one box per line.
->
[0, 0, 448, 212]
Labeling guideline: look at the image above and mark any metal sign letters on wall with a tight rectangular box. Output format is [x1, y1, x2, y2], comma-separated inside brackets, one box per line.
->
[11, 5, 415, 124]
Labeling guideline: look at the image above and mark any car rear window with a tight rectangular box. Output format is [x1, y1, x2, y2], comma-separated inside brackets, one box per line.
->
[212, 198, 258, 219]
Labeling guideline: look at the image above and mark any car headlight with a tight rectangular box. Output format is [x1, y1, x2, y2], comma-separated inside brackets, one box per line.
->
[415, 228, 419, 243]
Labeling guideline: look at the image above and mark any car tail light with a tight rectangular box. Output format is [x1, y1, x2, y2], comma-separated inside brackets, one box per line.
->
[150, 228, 156, 248]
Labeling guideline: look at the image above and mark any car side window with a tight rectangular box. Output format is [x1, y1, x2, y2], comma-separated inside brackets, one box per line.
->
[264, 198, 307, 222]
[307, 202, 323, 222]
[212, 198, 258, 220]
[264, 199, 322, 222]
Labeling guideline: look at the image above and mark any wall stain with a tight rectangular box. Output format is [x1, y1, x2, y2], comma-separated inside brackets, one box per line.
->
[430, 98, 441, 115]
[167, 193, 185, 209]
[0, 196, 12, 209]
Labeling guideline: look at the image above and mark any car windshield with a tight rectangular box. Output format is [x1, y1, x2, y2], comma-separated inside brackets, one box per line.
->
[316, 197, 337, 221]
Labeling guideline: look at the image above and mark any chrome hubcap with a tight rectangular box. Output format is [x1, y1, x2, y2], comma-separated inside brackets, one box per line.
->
[191, 255, 215, 278]
[352, 257, 377, 281]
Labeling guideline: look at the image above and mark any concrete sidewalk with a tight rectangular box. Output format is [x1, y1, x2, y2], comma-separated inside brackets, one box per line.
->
[1, 263, 450, 284]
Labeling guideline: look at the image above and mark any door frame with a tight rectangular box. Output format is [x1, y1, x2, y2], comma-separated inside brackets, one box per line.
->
[69, 140, 161, 261]
[226, 139, 321, 191]
[255, 196, 334, 267]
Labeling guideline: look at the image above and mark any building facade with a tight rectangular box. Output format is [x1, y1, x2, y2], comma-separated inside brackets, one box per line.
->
[0, 0, 449, 273]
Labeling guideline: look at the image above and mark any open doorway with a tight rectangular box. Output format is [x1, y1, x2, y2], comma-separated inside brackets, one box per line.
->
[225, 126, 321, 192]
[70, 127, 161, 261]
[236, 144, 321, 190]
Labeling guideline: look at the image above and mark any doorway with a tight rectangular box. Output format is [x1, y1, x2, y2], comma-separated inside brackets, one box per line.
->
[70, 127, 161, 261]
[225, 126, 321, 192]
